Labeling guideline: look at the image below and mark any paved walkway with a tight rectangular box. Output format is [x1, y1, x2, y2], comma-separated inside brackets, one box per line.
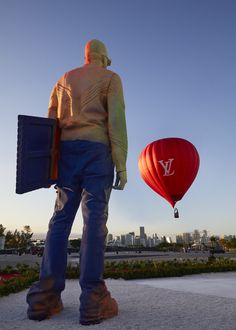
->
[1, 272, 236, 330]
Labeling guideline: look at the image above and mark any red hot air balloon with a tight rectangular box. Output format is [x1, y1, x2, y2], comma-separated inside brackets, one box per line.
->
[138, 138, 200, 218]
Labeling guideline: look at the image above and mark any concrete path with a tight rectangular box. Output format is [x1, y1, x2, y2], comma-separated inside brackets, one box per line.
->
[0, 272, 236, 330]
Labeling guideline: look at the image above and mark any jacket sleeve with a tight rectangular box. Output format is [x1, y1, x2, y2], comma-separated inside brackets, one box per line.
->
[48, 85, 58, 119]
[107, 73, 128, 172]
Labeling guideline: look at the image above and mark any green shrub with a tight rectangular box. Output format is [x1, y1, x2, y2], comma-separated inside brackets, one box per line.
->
[0, 264, 39, 297]
[1, 258, 236, 297]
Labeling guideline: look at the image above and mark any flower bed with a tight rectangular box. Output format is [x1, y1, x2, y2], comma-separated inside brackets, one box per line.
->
[0, 273, 20, 285]
[0, 264, 39, 297]
[1, 258, 236, 297]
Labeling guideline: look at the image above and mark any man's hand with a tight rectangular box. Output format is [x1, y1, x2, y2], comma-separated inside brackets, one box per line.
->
[113, 171, 127, 190]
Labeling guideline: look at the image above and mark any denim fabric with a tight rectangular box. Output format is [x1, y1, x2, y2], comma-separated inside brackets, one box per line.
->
[26, 140, 114, 317]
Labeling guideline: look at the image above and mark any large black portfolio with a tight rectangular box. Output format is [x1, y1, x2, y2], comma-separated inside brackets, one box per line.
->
[16, 115, 60, 194]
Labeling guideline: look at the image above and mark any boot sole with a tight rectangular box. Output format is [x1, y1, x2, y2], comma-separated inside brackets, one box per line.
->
[28, 302, 63, 321]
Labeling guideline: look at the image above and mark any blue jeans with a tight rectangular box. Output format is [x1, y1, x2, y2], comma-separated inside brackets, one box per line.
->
[26, 140, 114, 317]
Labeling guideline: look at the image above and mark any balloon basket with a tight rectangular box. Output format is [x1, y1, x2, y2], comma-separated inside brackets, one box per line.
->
[174, 208, 179, 218]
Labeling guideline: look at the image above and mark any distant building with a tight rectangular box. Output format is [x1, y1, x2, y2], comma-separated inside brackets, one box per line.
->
[166, 236, 172, 244]
[140, 238, 146, 247]
[114, 236, 121, 243]
[147, 237, 154, 247]
[125, 233, 134, 246]
[0, 236, 5, 250]
[107, 233, 113, 242]
[121, 235, 126, 246]
[176, 235, 183, 244]
[111, 236, 122, 247]
[161, 236, 167, 243]
[200, 230, 208, 244]
[224, 235, 236, 240]
[202, 230, 208, 237]
[140, 226, 147, 246]
[182, 233, 192, 244]
[106, 233, 113, 245]
[140, 226, 145, 239]
[135, 236, 141, 246]
[153, 234, 161, 246]
[192, 230, 201, 243]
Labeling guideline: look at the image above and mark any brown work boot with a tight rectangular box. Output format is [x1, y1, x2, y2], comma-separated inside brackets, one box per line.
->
[80, 291, 118, 325]
[100, 294, 118, 321]
[47, 299, 64, 319]
[28, 299, 63, 321]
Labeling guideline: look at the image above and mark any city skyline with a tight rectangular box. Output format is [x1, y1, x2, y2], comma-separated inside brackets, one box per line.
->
[1, 1, 236, 237]
[30, 226, 236, 243]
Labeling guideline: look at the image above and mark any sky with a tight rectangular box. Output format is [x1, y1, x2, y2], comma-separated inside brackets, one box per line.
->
[0, 0, 236, 240]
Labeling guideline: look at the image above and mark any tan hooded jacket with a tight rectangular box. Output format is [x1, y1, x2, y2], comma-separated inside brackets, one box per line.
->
[48, 63, 127, 172]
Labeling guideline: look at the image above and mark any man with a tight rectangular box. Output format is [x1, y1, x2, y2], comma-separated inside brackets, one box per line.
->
[26, 39, 128, 325]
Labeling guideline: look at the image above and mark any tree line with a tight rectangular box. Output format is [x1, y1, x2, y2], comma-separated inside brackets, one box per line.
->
[0, 224, 33, 249]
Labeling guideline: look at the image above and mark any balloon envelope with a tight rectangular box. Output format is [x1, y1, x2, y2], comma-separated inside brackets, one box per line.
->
[138, 138, 200, 208]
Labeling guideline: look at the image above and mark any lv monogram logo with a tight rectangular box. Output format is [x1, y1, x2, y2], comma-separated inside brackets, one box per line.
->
[158, 158, 175, 176]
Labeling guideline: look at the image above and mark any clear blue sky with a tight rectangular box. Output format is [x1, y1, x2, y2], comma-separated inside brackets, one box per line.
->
[1, 0, 235, 239]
